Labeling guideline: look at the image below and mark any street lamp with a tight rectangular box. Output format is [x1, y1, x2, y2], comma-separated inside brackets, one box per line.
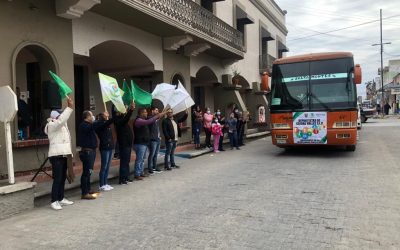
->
[371, 9, 391, 115]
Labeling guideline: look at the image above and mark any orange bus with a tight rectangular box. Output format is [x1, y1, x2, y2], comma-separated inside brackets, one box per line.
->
[270, 52, 362, 151]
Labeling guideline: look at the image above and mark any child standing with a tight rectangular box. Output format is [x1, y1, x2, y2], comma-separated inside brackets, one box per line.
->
[211, 118, 223, 153]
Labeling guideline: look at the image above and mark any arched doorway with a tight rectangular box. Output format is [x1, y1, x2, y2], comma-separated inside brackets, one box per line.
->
[192, 66, 218, 111]
[74, 40, 157, 131]
[13, 44, 57, 140]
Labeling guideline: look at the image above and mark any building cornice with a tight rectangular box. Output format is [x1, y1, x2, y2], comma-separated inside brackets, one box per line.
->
[249, 0, 288, 35]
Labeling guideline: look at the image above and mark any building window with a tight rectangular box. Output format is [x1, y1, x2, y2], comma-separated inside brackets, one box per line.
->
[201, 0, 213, 13]
[15, 45, 57, 141]
[235, 6, 254, 50]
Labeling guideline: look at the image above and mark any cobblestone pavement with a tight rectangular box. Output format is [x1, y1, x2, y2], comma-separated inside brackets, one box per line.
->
[1, 119, 400, 249]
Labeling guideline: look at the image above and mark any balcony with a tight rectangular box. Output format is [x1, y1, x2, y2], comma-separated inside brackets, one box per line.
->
[259, 54, 276, 74]
[88, 0, 245, 59]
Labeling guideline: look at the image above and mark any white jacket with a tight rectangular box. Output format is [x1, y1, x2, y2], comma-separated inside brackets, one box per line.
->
[44, 107, 73, 157]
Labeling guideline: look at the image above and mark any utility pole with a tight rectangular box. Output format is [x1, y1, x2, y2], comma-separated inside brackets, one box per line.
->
[372, 9, 391, 115]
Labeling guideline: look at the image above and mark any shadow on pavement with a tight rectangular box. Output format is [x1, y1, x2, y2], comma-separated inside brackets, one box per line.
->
[274, 146, 356, 158]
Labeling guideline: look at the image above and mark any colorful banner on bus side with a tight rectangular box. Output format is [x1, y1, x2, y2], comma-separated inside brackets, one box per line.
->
[293, 112, 327, 144]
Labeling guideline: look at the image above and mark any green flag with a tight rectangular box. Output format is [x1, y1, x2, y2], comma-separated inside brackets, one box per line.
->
[131, 80, 152, 106]
[98, 73, 126, 113]
[122, 79, 133, 105]
[49, 71, 72, 100]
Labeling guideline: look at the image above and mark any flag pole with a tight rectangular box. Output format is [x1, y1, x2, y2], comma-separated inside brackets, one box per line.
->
[103, 102, 107, 112]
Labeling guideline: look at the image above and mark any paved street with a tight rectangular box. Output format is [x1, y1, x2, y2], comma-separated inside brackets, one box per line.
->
[1, 118, 400, 249]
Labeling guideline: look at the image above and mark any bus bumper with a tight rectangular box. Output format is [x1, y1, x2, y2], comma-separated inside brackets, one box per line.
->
[272, 129, 357, 146]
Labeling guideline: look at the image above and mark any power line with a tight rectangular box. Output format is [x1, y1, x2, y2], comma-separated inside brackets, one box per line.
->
[288, 14, 400, 42]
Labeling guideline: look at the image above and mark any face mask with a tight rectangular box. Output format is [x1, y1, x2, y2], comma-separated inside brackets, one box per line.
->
[92, 116, 96, 122]
[216, 112, 221, 115]
[207, 111, 211, 114]
[214, 120, 218, 123]
[234, 110, 239, 113]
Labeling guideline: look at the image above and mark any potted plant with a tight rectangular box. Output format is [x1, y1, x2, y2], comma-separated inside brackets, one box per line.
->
[232, 68, 241, 85]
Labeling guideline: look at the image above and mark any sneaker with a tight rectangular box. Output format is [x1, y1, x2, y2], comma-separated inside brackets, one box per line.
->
[164, 167, 172, 171]
[134, 176, 144, 180]
[51, 201, 62, 210]
[59, 198, 74, 206]
[81, 194, 96, 200]
[119, 181, 128, 185]
[141, 174, 149, 177]
[148, 171, 154, 175]
[172, 165, 180, 169]
[105, 184, 114, 190]
[236, 147, 241, 150]
[214, 150, 220, 153]
[100, 185, 111, 191]
[154, 169, 163, 173]
[126, 179, 133, 183]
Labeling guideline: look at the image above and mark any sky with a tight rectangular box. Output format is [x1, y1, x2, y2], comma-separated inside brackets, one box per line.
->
[274, 0, 400, 98]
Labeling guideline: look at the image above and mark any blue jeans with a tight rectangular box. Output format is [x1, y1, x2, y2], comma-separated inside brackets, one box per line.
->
[164, 141, 177, 168]
[99, 149, 112, 187]
[228, 131, 238, 148]
[193, 128, 200, 145]
[134, 144, 148, 177]
[148, 140, 160, 171]
[79, 150, 96, 195]
[119, 147, 132, 182]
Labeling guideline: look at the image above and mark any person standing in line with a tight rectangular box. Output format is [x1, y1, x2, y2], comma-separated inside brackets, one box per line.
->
[214, 109, 226, 151]
[133, 108, 165, 180]
[203, 107, 213, 149]
[114, 102, 135, 185]
[211, 117, 223, 153]
[77, 110, 100, 200]
[94, 111, 116, 191]
[45, 97, 74, 210]
[162, 109, 188, 170]
[148, 107, 163, 174]
[192, 105, 203, 149]
[226, 112, 240, 150]
[384, 102, 391, 116]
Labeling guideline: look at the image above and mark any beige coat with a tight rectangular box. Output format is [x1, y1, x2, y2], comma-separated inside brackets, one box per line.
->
[44, 107, 73, 157]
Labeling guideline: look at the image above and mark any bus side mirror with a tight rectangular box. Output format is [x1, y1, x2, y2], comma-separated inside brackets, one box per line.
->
[354, 64, 362, 84]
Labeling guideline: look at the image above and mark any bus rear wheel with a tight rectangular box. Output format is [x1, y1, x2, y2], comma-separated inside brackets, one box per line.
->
[346, 145, 356, 152]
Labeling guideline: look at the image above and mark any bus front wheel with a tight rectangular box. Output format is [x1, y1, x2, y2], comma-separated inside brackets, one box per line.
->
[346, 145, 356, 152]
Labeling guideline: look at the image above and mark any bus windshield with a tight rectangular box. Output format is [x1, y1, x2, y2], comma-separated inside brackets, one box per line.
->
[271, 58, 357, 111]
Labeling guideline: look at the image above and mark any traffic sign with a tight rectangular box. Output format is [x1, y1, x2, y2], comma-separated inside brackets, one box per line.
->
[0, 86, 18, 122]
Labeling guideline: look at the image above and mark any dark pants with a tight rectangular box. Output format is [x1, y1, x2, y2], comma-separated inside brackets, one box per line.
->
[119, 146, 132, 182]
[238, 127, 245, 146]
[229, 131, 239, 148]
[218, 133, 225, 150]
[79, 150, 96, 196]
[148, 140, 161, 171]
[99, 149, 112, 187]
[193, 127, 201, 145]
[164, 141, 177, 168]
[204, 128, 211, 147]
[50, 156, 68, 203]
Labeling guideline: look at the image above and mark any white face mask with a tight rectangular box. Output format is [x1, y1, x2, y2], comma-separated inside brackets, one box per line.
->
[207, 111, 211, 114]
[216, 112, 221, 115]
[214, 120, 218, 123]
[91, 116, 96, 122]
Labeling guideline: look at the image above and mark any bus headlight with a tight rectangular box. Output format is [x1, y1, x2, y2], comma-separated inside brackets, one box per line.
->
[333, 121, 357, 128]
[272, 123, 291, 129]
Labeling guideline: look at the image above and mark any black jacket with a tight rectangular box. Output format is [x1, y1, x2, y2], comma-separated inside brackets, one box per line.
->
[94, 118, 115, 150]
[77, 121, 97, 149]
[162, 113, 188, 141]
[114, 109, 134, 148]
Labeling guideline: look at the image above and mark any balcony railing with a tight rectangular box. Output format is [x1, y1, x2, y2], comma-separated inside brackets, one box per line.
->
[120, 0, 244, 52]
[259, 54, 276, 74]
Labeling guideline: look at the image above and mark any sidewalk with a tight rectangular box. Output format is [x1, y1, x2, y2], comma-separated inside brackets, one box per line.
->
[29, 131, 270, 205]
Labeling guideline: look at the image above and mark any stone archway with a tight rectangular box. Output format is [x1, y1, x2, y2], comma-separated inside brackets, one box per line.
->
[192, 66, 218, 111]
[12, 43, 58, 140]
